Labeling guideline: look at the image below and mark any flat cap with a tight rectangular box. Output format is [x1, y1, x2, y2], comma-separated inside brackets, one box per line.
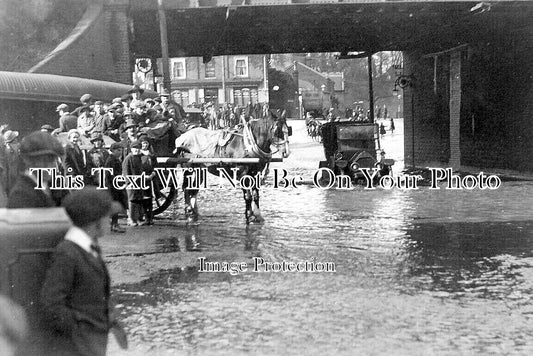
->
[20, 131, 64, 157]
[131, 100, 145, 109]
[67, 129, 80, 138]
[112, 97, 123, 104]
[94, 100, 104, 105]
[63, 187, 122, 227]
[89, 132, 104, 142]
[124, 118, 137, 129]
[56, 103, 69, 112]
[3, 130, 19, 143]
[80, 93, 93, 104]
[131, 140, 142, 149]
[159, 89, 170, 97]
[41, 124, 55, 131]
[110, 142, 123, 150]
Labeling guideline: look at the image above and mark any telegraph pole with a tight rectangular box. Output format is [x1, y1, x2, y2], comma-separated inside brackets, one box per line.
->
[158, 0, 171, 93]
[367, 55, 375, 124]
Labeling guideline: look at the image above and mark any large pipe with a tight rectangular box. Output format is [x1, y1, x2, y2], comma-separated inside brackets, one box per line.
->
[158, 0, 171, 93]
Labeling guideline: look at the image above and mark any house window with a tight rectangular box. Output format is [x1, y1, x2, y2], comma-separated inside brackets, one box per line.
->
[171, 58, 186, 79]
[205, 60, 216, 78]
[235, 57, 248, 77]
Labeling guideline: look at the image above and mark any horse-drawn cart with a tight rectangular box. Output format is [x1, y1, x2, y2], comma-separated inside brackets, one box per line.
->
[319, 121, 394, 182]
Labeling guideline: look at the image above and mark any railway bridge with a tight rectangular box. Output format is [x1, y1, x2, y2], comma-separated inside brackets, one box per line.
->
[5, 0, 533, 172]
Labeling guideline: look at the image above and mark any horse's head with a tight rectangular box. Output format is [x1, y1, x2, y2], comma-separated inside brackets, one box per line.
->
[249, 113, 290, 158]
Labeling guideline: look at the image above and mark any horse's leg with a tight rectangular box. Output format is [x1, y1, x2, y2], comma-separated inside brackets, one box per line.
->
[243, 188, 254, 223]
[183, 167, 199, 222]
[251, 186, 263, 222]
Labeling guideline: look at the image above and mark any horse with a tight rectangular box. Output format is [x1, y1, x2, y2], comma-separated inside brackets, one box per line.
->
[173, 111, 290, 224]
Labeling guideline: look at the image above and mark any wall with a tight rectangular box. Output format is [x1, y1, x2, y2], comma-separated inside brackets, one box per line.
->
[403, 51, 450, 168]
[29, 1, 132, 85]
[404, 30, 533, 173]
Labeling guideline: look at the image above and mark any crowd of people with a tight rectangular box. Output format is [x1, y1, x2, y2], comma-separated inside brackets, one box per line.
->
[0, 87, 287, 355]
[0, 85, 188, 230]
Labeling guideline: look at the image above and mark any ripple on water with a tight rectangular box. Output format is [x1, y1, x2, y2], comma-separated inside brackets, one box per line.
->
[114, 173, 533, 354]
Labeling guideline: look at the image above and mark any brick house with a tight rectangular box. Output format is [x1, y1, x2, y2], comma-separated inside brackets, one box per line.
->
[154, 55, 269, 107]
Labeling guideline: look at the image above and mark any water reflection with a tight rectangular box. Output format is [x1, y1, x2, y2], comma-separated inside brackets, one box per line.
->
[112, 124, 533, 354]
[402, 220, 533, 300]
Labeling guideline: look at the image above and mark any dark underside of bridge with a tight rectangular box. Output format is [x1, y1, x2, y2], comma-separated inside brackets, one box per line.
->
[130, 1, 533, 57]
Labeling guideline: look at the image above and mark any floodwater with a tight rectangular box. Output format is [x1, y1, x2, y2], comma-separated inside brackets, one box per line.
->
[113, 119, 533, 355]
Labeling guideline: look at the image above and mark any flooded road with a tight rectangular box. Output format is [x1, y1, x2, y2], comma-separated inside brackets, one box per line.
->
[110, 119, 533, 355]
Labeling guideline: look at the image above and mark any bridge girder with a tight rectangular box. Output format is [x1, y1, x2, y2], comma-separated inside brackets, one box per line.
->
[129, 1, 533, 58]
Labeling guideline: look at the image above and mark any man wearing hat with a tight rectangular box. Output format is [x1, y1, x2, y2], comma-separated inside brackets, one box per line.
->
[63, 129, 87, 179]
[87, 132, 109, 186]
[120, 119, 138, 159]
[41, 125, 55, 134]
[70, 94, 95, 118]
[40, 187, 126, 356]
[77, 104, 96, 137]
[159, 89, 185, 122]
[127, 85, 145, 102]
[131, 100, 146, 126]
[102, 105, 124, 142]
[56, 104, 78, 133]
[93, 101, 106, 134]
[7, 131, 65, 208]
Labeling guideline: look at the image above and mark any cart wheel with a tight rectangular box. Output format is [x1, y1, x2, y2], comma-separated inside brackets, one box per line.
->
[153, 184, 177, 215]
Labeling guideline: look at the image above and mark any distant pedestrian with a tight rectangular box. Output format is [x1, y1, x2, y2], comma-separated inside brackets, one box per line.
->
[390, 117, 395, 133]
[379, 123, 386, 136]
[40, 187, 127, 356]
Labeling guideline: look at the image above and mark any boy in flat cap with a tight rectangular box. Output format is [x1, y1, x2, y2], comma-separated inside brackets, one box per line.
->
[7, 131, 65, 208]
[40, 187, 127, 356]
[104, 142, 127, 233]
[122, 140, 144, 226]
[87, 133, 109, 186]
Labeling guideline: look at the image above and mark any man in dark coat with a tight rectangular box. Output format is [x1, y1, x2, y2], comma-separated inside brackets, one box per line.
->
[102, 105, 124, 142]
[56, 103, 79, 133]
[7, 131, 65, 208]
[63, 129, 86, 177]
[40, 187, 126, 356]
[122, 140, 144, 226]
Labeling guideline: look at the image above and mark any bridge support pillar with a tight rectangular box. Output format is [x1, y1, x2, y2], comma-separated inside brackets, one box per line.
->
[105, 0, 132, 85]
[449, 51, 462, 170]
